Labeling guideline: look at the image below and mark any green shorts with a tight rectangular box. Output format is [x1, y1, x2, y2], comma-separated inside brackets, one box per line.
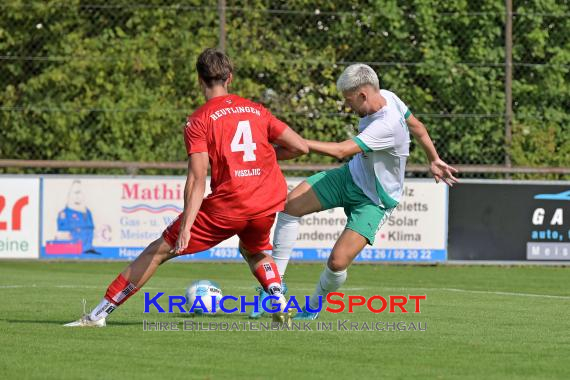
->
[306, 164, 393, 245]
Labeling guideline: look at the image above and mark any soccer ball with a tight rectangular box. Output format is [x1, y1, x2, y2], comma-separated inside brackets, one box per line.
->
[185, 280, 223, 314]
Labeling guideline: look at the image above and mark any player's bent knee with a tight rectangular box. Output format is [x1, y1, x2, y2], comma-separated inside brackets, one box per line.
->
[327, 257, 349, 272]
[284, 195, 310, 217]
[283, 203, 303, 217]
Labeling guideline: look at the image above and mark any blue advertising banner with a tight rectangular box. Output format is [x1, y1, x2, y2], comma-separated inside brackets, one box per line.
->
[44, 246, 446, 262]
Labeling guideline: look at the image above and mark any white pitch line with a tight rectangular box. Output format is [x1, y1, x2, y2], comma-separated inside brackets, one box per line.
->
[361, 286, 570, 300]
[0, 285, 31, 289]
[1, 284, 569, 300]
[436, 287, 570, 300]
[0, 284, 367, 291]
[0, 284, 164, 290]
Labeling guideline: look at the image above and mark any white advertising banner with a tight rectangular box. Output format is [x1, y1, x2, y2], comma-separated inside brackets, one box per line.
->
[40, 177, 241, 260]
[287, 179, 448, 262]
[0, 177, 40, 259]
[40, 176, 447, 262]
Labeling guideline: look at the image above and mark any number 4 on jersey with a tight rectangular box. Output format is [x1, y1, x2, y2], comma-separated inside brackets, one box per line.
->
[231, 120, 257, 162]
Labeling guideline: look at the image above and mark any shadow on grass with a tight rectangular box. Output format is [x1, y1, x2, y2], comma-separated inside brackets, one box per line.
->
[165, 312, 273, 320]
[1, 312, 273, 327]
[1, 318, 140, 326]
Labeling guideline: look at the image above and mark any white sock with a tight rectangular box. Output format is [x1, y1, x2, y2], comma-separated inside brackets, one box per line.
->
[89, 298, 117, 321]
[309, 266, 347, 310]
[272, 212, 300, 278]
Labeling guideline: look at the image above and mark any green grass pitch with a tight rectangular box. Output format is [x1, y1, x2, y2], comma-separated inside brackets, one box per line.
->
[0, 261, 569, 380]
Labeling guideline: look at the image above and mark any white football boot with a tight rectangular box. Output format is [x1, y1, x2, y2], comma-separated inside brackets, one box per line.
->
[271, 293, 292, 327]
[63, 299, 106, 327]
[64, 315, 106, 327]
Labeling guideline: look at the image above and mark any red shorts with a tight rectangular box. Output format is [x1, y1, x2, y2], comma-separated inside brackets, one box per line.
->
[162, 209, 276, 255]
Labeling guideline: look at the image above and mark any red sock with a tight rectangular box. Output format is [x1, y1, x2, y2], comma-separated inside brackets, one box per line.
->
[104, 274, 140, 306]
[254, 262, 282, 295]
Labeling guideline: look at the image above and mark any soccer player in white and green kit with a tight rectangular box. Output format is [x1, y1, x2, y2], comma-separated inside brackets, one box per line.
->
[251, 63, 458, 320]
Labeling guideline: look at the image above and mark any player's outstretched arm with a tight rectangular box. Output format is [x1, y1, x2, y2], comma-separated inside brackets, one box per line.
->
[173, 152, 208, 254]
[273, 127, 309, 160]
[306, 139, 362, 160]
[406, 115, 459, 186]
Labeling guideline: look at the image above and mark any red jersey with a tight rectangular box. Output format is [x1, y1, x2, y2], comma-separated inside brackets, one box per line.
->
[184, 94, 288, 220]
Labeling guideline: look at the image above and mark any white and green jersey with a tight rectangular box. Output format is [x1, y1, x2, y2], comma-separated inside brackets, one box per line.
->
[349, 89, 411, 209]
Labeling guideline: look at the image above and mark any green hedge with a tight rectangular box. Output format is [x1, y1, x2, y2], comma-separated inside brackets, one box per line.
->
[1, 0, 568, 172]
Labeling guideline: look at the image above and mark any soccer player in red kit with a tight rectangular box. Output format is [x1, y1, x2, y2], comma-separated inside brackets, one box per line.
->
[65, 48, 308, 327]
